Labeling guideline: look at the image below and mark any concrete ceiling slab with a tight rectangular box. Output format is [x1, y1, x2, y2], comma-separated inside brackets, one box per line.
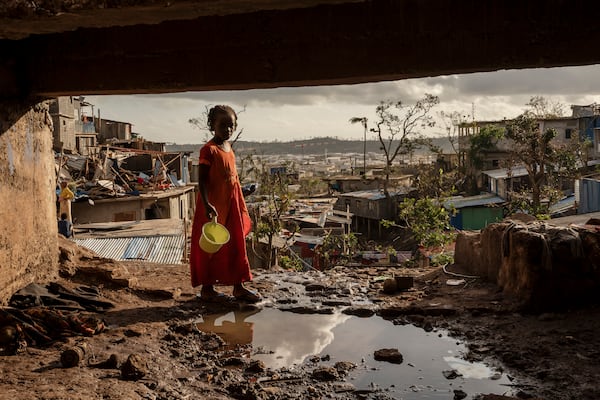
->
[1, 0, 599, 98]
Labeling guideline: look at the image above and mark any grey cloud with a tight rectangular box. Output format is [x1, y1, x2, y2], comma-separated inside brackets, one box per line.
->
[132, 64, 600, 109]
[450, 65, 600, 96]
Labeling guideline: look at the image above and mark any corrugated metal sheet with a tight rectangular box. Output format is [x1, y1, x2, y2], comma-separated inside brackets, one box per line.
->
[444, 194, 505, 209]
[74, 235, 185, 264]
[339, 189, 405, 200]
[550, 195, 576, 215]
[483, 166, 528, 180]
[580, 178, 600, 214]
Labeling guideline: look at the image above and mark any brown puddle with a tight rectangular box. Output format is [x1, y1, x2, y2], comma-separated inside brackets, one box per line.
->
[198, 307, 517, 398]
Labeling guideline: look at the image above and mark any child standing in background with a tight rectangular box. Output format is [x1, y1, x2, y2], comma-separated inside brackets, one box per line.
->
[58, 181, 74, 223]
[189, 105, 261, 303]
[58, 212, 73, 238]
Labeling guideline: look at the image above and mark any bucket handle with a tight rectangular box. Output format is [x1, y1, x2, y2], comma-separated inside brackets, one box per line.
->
[208, 213, 218, 224]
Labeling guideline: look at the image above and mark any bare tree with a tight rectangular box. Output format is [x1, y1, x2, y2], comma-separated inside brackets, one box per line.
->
[438, 110, 469, 160]
[371, 94, 440, 194]
[526, 96, 565, 119]
[505, 112, 562, 215]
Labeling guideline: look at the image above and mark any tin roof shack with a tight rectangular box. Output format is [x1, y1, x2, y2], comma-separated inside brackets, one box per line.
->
[334, 189, 407, 239]
[444, 193, 505, 230]
[283, 210, 353, 270]
[56, 144, 195, 224]
[97, 118, 132, 143]
[290, 234, 324, 270]
[324, 175, 411, 194]
[72, 186, 194, 224]
[482, 166, 529, 200]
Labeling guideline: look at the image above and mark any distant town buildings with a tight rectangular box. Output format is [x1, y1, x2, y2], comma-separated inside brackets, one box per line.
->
[49, 96, 162, 156]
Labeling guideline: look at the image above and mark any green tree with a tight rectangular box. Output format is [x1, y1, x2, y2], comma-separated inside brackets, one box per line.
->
[467, 125, 504, 171]
[504, 111, 575, 217]
[298, 177, 327, 197]
[413, 166, 458, 201]
[316, 231, 358, 269]
[249, 157, 293, 268]
[457, 123, 504, 194]
[397, 197, 454, 248]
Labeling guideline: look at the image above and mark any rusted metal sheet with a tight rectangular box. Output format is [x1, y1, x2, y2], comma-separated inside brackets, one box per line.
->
[74, 235, 185, 264]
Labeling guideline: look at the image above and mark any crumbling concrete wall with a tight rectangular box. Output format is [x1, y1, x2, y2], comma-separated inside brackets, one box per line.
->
[0, 100, 58, 304]
[455, 220, 600, 311]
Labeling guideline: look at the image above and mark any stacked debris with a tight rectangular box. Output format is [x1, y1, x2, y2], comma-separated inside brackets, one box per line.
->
[55, 146, 188, 201]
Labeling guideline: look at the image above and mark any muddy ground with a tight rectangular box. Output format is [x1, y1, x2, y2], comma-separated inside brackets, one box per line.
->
[0, 238, 598, 400]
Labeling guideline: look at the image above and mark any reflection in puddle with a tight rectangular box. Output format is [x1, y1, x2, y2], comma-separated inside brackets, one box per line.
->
[197, 308, 350, 368]
[198, 308, 515, 398]
[443, 356, 498, 379]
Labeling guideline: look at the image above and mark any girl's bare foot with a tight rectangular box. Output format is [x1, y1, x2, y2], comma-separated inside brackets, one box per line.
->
[199, 285, 231, 302]
[233, 284, 261, 303]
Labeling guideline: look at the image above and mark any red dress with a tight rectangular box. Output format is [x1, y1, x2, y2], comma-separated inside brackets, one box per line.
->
[189, 140, 252, 287]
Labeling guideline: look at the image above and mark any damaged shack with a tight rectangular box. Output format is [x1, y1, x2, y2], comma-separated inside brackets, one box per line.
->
[56, 146, 194, 224]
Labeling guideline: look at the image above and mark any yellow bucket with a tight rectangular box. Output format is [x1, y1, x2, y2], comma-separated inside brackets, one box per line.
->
[199, 217, 230, 253]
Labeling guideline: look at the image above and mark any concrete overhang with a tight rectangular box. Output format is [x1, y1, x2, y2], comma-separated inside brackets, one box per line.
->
[1, 0, 600, 98]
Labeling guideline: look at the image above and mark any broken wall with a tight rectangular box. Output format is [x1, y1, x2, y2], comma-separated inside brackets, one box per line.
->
[0, 101, 58, 304]
[455, 220, 600, 311]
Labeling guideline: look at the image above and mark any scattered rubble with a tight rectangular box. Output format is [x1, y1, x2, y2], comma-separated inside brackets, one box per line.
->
[0, 234, 598, 399]
[373, 348, 404, 364]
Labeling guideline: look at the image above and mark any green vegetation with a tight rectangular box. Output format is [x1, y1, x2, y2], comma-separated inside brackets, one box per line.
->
[249, 157, 294, 268]
[397, 197, 455, 248]
[316, 231, 358, 269]
[504, 111, 572, 217]
[279, 254, 303, 271]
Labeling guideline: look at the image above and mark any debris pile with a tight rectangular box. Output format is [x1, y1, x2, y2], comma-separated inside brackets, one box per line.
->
[55, 147, 188, 201]
[0, 282, 112, 355]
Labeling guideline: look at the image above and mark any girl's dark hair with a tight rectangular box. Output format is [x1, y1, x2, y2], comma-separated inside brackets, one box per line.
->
[207, 105, 237, 131]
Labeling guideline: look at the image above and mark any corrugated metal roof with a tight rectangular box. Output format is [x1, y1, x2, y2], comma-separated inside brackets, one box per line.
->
[74, 235, 185, 264]
[483, 166, 529, 180]
[339, 189, 406, 200]
[444, 194, 505, 209]
[549, 195, 576, 215]
[484, 160, 600, 180]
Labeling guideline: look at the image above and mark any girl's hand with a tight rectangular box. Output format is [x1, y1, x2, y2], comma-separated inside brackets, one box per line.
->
[205, 203, 218, 220]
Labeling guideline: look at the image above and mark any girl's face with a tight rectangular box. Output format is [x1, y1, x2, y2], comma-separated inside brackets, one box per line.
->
[213, 111, 236, 142]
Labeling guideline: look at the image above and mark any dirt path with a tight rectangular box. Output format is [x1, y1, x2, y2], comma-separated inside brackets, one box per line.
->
[0, 240, 598, 400]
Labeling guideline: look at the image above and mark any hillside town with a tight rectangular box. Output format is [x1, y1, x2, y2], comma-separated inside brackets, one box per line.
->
[51, 96, 600, 272]
[0, 92, 598, 400]
[5, 2, 600, 399]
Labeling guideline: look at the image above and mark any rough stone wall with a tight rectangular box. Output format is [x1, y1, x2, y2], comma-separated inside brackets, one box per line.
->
[455, 220, 600, 311]
[453, 231, 482, 275]
[0, 100, 58, 304]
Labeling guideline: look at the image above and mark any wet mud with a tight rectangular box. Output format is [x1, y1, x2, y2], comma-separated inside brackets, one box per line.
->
[0, 249, 598, 400]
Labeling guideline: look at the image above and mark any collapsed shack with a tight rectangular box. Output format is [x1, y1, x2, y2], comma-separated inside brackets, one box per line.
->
[55, 146, 191, 202]
[454, 216, 600, 311]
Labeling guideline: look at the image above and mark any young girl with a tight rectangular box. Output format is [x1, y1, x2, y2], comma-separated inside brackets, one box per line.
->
[189, 105, 261, 303]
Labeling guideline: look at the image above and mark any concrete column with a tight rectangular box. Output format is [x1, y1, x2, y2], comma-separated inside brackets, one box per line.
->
[0, 100, 58, 303]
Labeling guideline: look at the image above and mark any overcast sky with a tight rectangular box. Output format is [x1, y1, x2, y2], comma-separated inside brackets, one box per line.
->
[85, 64, 600, 144]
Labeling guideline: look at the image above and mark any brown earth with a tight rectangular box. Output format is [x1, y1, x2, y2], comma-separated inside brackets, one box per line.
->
[0, 236, 598, 400]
